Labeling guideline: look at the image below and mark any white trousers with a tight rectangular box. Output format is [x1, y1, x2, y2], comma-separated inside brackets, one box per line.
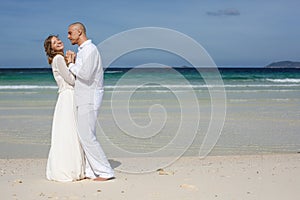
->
[76, 104, 114, 179]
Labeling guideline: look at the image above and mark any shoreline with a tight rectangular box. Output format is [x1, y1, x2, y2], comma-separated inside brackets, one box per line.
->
[1, 153, 299, 200]
[0, 141, 299, 160]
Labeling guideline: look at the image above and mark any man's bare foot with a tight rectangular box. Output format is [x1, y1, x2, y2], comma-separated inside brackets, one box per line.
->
[93, 177, 115, 181]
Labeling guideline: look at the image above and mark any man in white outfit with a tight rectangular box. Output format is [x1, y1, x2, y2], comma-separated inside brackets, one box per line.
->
[66, 22, 114, 181]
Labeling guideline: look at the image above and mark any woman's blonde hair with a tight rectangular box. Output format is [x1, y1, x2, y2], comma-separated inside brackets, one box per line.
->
[44, 35, 66, 64]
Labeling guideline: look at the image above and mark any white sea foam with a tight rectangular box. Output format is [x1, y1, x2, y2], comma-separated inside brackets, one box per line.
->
[271, 98, 290, 102]
[0, 85, 57, 89]
[105, 84, 300, 89]
[105, 71, 123, 74]
[0, 83, 299, 90]
[266, 78, 300, 83]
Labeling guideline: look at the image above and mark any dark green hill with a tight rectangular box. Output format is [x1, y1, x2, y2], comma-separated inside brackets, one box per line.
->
[265, 61, 300, 68]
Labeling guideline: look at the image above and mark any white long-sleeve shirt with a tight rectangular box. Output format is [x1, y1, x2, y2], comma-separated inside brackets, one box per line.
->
[52, 54, 75, 93]
[69, 40, 104, 106]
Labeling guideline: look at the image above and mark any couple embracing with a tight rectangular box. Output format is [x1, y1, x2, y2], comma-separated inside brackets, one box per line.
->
[44, 22, 114, 182]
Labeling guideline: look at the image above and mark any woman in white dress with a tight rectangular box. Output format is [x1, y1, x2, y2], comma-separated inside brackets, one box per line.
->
[44, 35, 85, 182]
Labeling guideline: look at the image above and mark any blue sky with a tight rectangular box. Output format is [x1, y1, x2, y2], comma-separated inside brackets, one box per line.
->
[0, 0, 299, 68]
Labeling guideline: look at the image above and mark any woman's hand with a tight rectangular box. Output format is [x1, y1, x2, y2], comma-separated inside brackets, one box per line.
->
[66, 50, 76, 66]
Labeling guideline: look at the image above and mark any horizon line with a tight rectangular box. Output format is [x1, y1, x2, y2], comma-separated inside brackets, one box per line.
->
[0, 65, 265, 69]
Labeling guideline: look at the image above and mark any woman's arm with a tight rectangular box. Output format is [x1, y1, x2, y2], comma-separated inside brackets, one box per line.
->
[56, 55, 75, 86]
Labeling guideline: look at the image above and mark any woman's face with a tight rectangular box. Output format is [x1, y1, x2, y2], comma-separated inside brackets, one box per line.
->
[51, 37, 64, 52]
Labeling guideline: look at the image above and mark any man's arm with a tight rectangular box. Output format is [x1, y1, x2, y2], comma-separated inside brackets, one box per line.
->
[69, 47, 100, 81]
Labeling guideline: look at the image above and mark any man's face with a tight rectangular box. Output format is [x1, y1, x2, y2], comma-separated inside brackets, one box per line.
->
[68, 25, 80, 45]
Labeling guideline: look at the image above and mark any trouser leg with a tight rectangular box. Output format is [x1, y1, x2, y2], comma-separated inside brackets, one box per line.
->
[77, 105, 114, 178]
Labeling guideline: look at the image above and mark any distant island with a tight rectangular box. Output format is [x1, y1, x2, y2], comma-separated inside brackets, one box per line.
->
[265, 61, 300, 68]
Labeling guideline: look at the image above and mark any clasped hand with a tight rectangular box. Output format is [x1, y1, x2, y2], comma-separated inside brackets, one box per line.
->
[66, 50, 76, 66]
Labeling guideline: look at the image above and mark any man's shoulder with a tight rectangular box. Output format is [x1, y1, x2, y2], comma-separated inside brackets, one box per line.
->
[81, 39, 95, 48]
[84, 41, 99, 54]
[88, 41, 97, 49]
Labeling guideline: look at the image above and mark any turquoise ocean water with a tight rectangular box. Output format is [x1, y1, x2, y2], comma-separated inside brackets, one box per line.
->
[1, 67, 300, 104]
[0, 67, 300, 157]
[1, 67, 300, 89]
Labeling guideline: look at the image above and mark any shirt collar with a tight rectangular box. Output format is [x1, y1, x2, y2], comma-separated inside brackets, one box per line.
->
[78, 40, 92, 51]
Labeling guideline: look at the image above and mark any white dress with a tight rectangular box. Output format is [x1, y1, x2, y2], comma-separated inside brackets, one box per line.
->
[46, 55, 85, 182]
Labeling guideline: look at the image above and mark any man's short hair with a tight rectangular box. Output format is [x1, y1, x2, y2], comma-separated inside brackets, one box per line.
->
[69, 22, 86, 34]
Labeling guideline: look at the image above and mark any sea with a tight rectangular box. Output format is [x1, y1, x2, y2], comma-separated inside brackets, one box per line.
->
[1, 67, 300, 90]
[0, 67, 300, 158]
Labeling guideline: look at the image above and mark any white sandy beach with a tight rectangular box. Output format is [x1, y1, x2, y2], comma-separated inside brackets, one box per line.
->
[1, 153, 299, 200]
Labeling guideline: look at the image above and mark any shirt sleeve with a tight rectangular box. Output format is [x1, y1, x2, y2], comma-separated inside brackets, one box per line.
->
[56, 55, 75, 86]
